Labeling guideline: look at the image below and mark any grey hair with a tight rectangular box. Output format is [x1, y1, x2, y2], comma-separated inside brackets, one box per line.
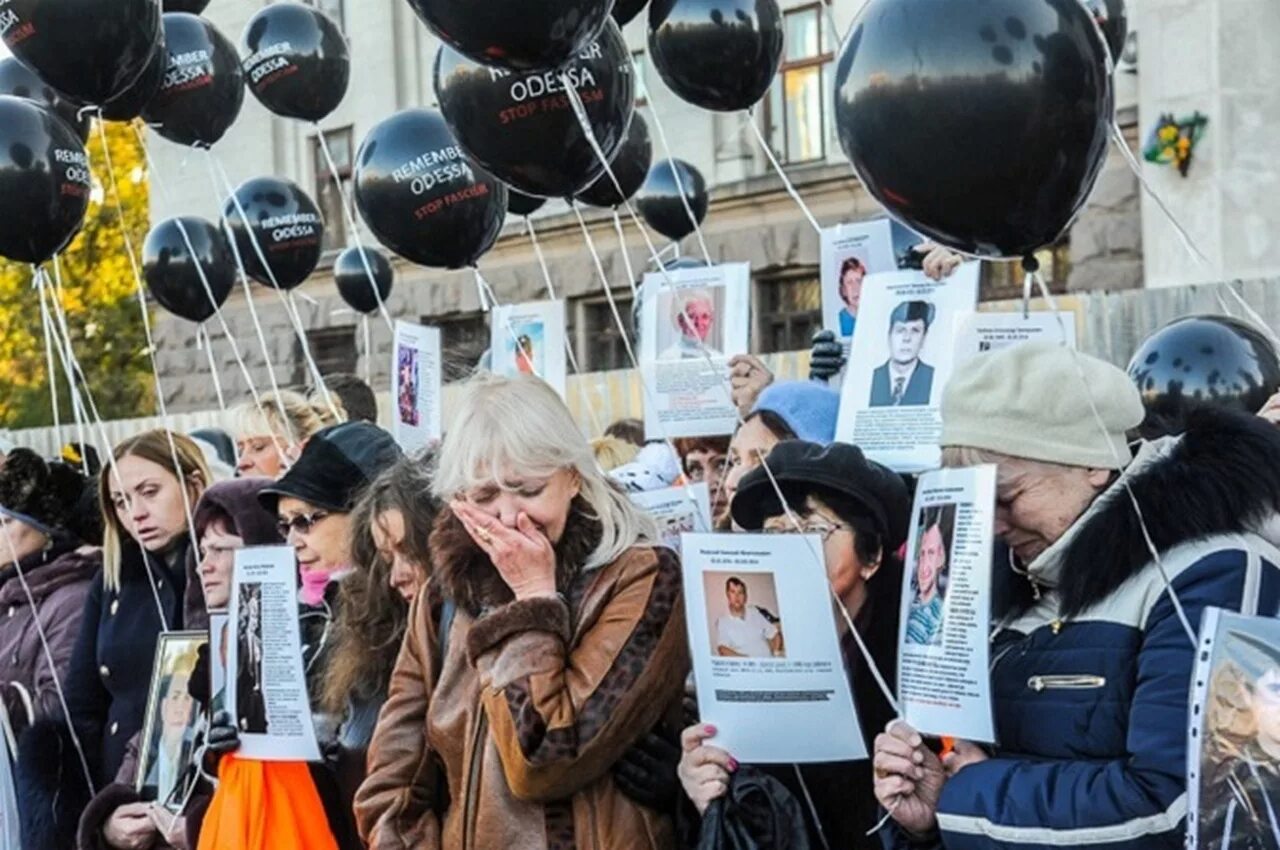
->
[670, 288, 714, 326]
[433, 374, 657, 569]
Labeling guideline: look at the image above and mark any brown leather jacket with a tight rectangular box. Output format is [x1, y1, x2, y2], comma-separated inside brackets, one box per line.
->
[356, 506, 689, 850]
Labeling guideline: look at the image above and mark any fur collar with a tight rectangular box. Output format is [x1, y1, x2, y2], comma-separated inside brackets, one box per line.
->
[430, 498, 603, 617]
[1026, 407, 1280, 618]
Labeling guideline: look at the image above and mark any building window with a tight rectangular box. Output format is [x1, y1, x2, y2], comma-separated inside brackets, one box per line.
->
[980, 240, 1072, 302]
[632, 50, 649, 106]
[571, 292, 634, 372]
[435, 312, 489, 381]
[764, 5, 834, 164]
[297, 325, 356, 384]
[305, 0, 345, 31]
[755, 270, 822, 354]
[312, 127, 353, 254]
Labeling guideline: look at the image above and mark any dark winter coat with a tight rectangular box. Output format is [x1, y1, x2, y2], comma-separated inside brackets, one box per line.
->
[885, 408, 1280, 850]
[0, 541, 98, 735]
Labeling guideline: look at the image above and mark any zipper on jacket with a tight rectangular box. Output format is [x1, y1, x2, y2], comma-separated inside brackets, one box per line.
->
[462, 708, 488, 850]
[1027, 674, 1106, 692]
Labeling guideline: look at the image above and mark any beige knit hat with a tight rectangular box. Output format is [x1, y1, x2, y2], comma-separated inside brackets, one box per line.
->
[940, 342, 1145, 470]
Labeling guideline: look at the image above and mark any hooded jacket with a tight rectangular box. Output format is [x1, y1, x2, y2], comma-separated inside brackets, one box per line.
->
[355, 503, 690, 850]
[885, 408, 1280, 850]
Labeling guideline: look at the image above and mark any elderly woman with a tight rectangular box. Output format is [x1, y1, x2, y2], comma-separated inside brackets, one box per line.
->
[356, 374, 689, 849]
[874, 343, 1280, 850]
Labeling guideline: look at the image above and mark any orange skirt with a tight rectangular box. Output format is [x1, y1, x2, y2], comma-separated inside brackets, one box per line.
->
[196, 755, 339, 850]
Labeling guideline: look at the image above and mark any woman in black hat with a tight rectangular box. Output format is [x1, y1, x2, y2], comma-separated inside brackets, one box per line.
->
[678, 440, 911, 849]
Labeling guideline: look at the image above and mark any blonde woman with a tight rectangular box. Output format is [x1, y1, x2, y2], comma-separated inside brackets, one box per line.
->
[357, 374, 690, 850]
[232, 390, 346, 479]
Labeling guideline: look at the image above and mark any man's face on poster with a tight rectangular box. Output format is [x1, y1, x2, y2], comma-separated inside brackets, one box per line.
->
[889, 318, 927, 365]
[726, 581, 747, 615]
[678, 298, 714, 343]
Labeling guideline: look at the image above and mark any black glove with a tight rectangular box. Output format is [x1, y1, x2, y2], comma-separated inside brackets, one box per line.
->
[808, 329, 846, 383]
[205, 710, 240, 774]
[613, 729, 682, 812]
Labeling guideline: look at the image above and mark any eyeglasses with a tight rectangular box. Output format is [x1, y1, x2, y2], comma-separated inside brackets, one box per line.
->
[760, 522, 852, 542]
[276, 510, 330, 539]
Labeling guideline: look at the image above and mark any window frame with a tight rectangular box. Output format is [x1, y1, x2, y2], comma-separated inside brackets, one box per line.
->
[765, 3, 835, 166]
[433, 311, 490, 382]
[297, 325, 357, 385]
[753, 267, 823, 355]
[311, 126, 354, 255]
[571, 290, 635, 373]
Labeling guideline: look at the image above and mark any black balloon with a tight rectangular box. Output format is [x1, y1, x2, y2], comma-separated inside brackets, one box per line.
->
[648, 0, 783, 112]
[614, 0, 649, 24]
[0, 58, 90, 142]
[636, 158, 708, 243]
[834, 0, 1113, 260]
[142, 14, 245, 148]
[1, 0, 162, 107]
[576, 112, 652, 208]
[0, 96, 91, 264]
[334, 247, 394, 315]
[1127, 315, 1280, 440]
[353, 108, 507, 269]
[435, 21, 635, 198]
[1082, 0, 1128, 64]
[163, 0, 210, 12]
[142, 216, 236, 323]
[223, 176, 324, 289]
[507, 189, 547, 217]
[242, 2, 350, 123]
[406, 0, 615, 71]
[101, 38, 169, 122]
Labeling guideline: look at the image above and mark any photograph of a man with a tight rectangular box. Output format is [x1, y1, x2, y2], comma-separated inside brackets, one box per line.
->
[237, 583, 269, 734]
[659, 288, 723, 360]
[870, 300, 936, 407]
[714, 576, 784, 658]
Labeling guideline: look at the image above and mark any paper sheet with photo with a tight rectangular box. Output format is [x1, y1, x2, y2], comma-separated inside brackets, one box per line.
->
[135, 631, 205, 809]
[896, 465, 996, 743]
[681, 532, 865, 763]
[490, 300, 567, 398]
[835, 264, 980, 473]
[228, 546, 321, 762]
[820, 220, 896, 343]
[630, 483, 712, 554]
[641, 263, 750, 439]
[954, 311, 1077, 365]
[391, 321, 443, 454]
[1187, 608, 1280, 850]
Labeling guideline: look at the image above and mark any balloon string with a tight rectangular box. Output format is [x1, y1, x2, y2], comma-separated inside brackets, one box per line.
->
[362, 314, 373, 387]
[1222, 281, 1280, 355]
[36, 274, 63, 450]
[198, 324, 227, 412]
[473, 267, 556, 390]
[522, 216, 607, 437]
[746, 107, 822, 234]
[0, 516, 95, 798]
[640, 103, 714, 264]
[42, 264, 172, 633]
[43, 261, 89, 464]
[611, 209, 639, 297]
[1029, 270, 1197, 647]
[130, 123, 275, 440]
[313, 123, 394, 333]
[204, 150, 342, 422]
[1109, 121, 1212, 269]
[284, 290, 344, 419]
[94, 117, 201, 563]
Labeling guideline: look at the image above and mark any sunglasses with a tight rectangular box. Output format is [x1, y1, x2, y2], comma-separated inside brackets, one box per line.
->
[276, 510, 329, 539]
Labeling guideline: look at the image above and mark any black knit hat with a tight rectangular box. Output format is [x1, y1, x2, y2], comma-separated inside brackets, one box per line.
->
[0, 449, 86, 535]
[259, 422, 403, 515]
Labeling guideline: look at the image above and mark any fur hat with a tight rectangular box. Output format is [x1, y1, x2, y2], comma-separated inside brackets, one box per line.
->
[0, 449, 86, 535]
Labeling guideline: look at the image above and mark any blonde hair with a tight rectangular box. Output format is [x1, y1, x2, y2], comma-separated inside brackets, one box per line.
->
[433, 374, 657, 569]
[98, 430, 211, 591]
[232, 390, 346, 446]
[590, 436, 640, 472]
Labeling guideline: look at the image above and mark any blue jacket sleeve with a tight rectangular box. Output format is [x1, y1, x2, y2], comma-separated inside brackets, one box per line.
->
[932, 552, 1251, 850]
[60, 574, 107, 777]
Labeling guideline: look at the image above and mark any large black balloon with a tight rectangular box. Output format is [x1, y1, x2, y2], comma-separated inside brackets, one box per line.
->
[223, 177, 324, 289]
[1, 0, 162, 107]
[1127, 315, 1280, 440]
[142, 14, 245, 148]
[163, 0, 210, 12]
[101, 38, 169, 121]
[507, 189, 547, 217]
[1082, 0, 1128, 65]
[242, 2, 350, 123]
[142, 216, 235, 323]
[636, 157, 707, 243]
[406, 0, 615, 72]
[353, 109, 507, 269]
[435, 21, 635, 198]
[614, 0, 649, 24]
[576, 112, 652, 208]
[0, 96, 91, 264]
[648, 0, 783, 112]
[834, 0, 1113, 260]
[0, 58, 90, 142]
[334, 247, 394, 315]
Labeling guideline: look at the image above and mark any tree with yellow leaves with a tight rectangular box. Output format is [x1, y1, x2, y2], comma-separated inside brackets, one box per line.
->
[0, 120, 153, 429]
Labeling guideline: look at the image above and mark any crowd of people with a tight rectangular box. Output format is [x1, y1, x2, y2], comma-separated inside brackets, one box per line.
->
[0, 298, 1279, 850]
